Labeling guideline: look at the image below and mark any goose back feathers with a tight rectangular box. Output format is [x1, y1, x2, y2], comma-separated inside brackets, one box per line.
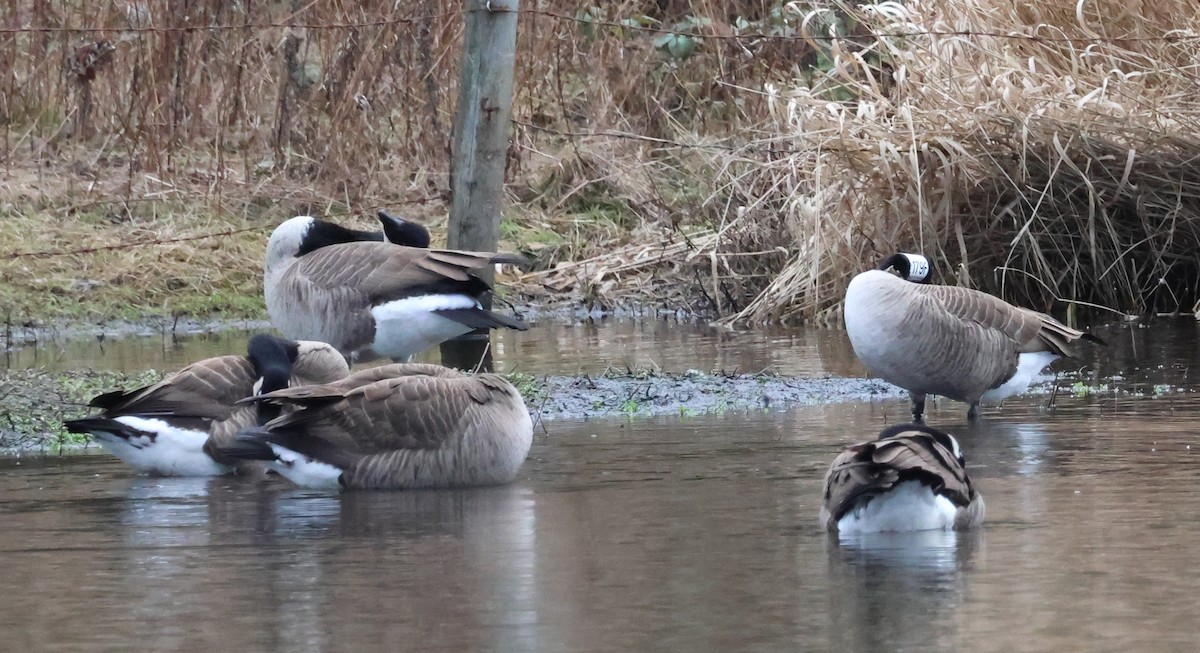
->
[844, 253, 1101, 419]
[219, 363, 533, 490]
[820, 423, 984, 533]
[65, 335, 349, 476]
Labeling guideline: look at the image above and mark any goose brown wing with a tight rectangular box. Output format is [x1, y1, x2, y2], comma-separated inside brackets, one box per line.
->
[247, 368, 497, 468]
[924, 284, 1091, 356]
[288, 241, 515, 303]
[897, 286, 1024, 396]
[923, 284, 1044, 345]
[823, 433, 973, 523]
[89, 356, 257, 421]
[247, 363, 467, 408]
[337, 374, 504, 453]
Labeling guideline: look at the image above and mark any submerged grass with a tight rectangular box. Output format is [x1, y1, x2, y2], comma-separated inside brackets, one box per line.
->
[0, 368, 164, 451]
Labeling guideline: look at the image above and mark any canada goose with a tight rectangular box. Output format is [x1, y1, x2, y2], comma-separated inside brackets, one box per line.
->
[216, 363, 533, 490]
[64, 334, 350, 476]
[844, 253, 1103, 421]
[264, 216, 529, 363]
[820, 423, 984, 534]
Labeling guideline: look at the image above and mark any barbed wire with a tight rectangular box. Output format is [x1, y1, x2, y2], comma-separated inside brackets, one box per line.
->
[513, 120, 743, 151]
[1, 194, 443, 259]
[1, 5, 1197, 46]
[0, 12, 462, 35]
[517, 7, 1200, 45]
[5, 225, 270, 259]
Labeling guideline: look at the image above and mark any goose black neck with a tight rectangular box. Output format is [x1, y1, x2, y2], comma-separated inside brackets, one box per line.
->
[246, 334, 300, 425]
[877, 253, 911, 276]
[296, 220, 384, 257]
[877, 253, 931, 284]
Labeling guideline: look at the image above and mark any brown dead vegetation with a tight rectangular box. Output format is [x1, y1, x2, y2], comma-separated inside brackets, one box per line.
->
[2, 1, 1199, 323]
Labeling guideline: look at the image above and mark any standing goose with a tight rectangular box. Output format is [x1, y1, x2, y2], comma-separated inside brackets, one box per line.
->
[844, 253, 1103, 421]
[216, 363, 533, 490]
[64, 335, 350, 476]
[264, 215, 529, 364]
[820, 423, 985, 534]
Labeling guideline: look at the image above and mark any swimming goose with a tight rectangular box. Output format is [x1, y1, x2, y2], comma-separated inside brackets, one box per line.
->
[64, 334, 350, 476]
[216, 363, 533, 490]
[820, 423, 985, 534]
[844, 253, 1102, 421]
[264, 216, 529, 363]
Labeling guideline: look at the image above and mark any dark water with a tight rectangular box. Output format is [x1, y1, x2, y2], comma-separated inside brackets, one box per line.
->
[2, 317, 1199, 651]
[3, 316, 861, 377]
[7, 314, 1198, 386]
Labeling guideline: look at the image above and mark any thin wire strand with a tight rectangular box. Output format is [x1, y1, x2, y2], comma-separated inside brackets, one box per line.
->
[2, 6, 1197, 45]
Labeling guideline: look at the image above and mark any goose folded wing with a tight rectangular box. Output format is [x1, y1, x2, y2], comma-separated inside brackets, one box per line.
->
[342, 375, 500, 453]
[823, 445, 903, 523]
[871, 436, 974, 505]
[923, 285, 1045, 345]
[91, 356, 256, 421]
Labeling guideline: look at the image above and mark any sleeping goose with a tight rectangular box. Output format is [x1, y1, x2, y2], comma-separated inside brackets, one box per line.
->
[844, 252, 1103, 421]
[216, 363, 533, 490]
[820, 423, 985, 534]
[64, 334, 350, 476]
[264, 215, 529, 363]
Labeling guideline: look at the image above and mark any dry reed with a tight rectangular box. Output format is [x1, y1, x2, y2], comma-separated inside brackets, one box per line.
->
[3, 1, 1199, 322]
[706, 0, 1200, 323]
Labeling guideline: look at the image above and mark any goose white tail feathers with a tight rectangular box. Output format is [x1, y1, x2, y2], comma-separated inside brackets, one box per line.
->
[844, 252, 1104, 421]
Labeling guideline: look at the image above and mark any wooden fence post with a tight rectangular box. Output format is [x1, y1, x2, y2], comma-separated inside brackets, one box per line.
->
[440, 0, 520, 371]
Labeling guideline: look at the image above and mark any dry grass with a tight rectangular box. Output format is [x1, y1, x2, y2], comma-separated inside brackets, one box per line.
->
[702, 0, 1200, 323]
[3, 1, 1199, 323]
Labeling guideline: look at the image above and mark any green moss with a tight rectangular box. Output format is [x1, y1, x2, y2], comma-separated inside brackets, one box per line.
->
[0, 368, 164, 451]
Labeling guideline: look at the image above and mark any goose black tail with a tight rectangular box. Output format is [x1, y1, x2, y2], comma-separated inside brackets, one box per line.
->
[63, 416, 141, 439]
[435, 307, 529, 331]
[1082, 332, 1107, 346]
[217, 428, 279, 462]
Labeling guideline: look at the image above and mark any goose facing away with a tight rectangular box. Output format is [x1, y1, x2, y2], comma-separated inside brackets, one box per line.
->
[217, 363, 533, 490]
[64, 335, 350, 476]
[843, 253, 1103, 421]
[264, 215, 529, 363]
[820, 423, 985, 534]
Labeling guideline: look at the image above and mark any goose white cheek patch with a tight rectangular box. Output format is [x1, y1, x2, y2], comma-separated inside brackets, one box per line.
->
[901, 253, 930, 282]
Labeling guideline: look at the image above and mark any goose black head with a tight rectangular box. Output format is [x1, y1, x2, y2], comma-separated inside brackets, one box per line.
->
[377, 210, 431, 248]
[877, 253, 932, 284]
[246, 334, 300, 425]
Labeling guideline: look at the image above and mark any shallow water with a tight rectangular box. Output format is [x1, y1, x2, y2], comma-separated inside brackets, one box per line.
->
[3, 316, 855, 377]
[4, 395, 1200, 652]
[3, 317, 1200, 651]
[6, 314, 1198, 383]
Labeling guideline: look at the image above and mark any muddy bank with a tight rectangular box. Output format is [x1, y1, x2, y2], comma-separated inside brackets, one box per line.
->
[0, 366, 903, 453]
[3, 363, 1144, 455]
[527, 371, 906, 421]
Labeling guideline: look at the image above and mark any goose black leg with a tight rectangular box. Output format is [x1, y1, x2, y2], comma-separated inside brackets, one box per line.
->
[967, 403, 980, 422]
[910, 392, 926, 423]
